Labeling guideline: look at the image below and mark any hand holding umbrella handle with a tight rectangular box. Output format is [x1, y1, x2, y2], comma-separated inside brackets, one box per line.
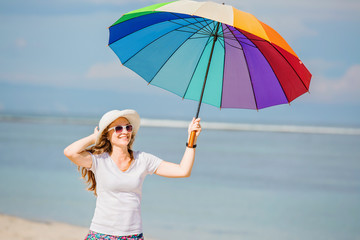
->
[187, 118, 201, 148]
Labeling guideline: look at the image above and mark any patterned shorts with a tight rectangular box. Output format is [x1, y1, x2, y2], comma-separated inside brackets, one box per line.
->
[84, 230, 144, 240]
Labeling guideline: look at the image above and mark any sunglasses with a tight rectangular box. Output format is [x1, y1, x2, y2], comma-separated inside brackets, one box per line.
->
[108, 124, 133, 134]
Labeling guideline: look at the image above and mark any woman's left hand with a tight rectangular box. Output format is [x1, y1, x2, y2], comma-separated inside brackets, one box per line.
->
[154, 117, 202, 178]
[188, 118, 202, 138]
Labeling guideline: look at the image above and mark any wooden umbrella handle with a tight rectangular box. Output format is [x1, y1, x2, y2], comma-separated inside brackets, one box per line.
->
[188, 130, 197, 148]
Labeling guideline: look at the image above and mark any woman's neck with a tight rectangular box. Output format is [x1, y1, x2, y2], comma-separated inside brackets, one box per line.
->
[110, 146, 130, 162]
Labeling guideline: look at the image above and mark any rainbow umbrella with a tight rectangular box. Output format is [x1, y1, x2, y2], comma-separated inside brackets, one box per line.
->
[108, 0, 312, 145]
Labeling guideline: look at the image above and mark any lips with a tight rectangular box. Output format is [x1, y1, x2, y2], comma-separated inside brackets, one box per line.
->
[118, 135, 129, 140]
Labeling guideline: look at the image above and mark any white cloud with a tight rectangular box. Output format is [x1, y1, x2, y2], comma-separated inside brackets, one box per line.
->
[306, 59, 340, 72]
[85, 61, 165, 93]
[305, 59, 345, 76]
[0, 61, 162, 94]
[309, 64, 360, 102]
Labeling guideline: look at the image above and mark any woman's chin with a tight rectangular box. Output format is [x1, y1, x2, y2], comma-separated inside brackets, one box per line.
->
[113, 139, 130, 147]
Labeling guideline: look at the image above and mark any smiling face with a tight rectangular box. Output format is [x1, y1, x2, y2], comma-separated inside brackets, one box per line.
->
[107, 117, 132, 148]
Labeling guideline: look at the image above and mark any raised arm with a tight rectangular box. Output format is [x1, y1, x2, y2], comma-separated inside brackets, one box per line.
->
[155, 118, 201, 178]
[63, 127, 98, 168]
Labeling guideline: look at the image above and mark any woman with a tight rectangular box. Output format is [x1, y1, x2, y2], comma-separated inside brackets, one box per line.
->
[64, 109, 201, 240]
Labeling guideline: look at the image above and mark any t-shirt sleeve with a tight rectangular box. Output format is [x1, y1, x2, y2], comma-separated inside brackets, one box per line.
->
[143, 152, 163, 175]
[87, 152, 98, 174]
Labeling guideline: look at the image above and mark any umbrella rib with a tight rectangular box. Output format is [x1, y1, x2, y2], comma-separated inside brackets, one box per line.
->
[224, 41, 243, 51]
[229, 33, 260, 48]
[189, 36, 214, 40]
[223, 36, 242, 42]
[147, 29, 202, 85]
[175, 19, 217, 38]
[168, 12, 213, 35]
[237, 40, 258, 49]
[168, 12, 200, 26]
[222, 26, 233, 35]
[222, 32, 238, 39]
[225, 35, 261, 49]
[190, 19, 216, 37]
[227, 25, 259, 110]
[170, 18, 212, 35]
[182, 36, 213, 99]
[190, 15, 213, 34]
[243, 34, 291, 104]
[168, 19, 200, 31]
[270, 45, 310, 93]
[223, 31, 242, 41]
[174, 29, 216, 36]
[218, 37, 225, 49]
[209, 21, 217, 35]
[231, 32, 269, 45]
[197, 19, 216, 36]
[176, 27, 210, 36]
[121, 20, 209, 66]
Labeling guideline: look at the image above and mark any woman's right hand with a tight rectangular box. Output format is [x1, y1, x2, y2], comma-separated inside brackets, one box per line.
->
[63, 128, 97, 168]
[93, 126, 99, 138]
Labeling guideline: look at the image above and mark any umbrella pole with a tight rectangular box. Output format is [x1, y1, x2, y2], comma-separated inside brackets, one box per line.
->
[188, 22, 220, 147]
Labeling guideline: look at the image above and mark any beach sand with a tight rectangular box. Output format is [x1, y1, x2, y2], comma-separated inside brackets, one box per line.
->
[0, 214, 156, 240]
[0, 214, 89, 240]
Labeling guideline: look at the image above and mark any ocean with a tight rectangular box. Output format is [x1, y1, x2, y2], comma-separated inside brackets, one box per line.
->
[0, 116, 359, 240]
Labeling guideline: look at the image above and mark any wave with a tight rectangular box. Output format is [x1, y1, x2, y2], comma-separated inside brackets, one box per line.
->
[141, 119, 360, 135]
[1, 114, 360, 136]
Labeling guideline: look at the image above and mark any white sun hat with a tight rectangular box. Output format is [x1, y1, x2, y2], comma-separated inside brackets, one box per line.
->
[96, 109, 140, 145]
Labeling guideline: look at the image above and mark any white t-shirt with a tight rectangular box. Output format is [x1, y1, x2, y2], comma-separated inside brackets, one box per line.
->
[88, 151, 163, 236]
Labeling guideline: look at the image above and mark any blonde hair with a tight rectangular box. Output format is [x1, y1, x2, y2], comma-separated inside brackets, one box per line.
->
[78, 125, 136, 196]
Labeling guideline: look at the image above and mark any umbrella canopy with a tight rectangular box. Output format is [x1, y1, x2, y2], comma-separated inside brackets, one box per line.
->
[108, 0, 312, 114]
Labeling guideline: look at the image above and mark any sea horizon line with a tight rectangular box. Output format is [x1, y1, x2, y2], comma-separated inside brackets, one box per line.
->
[1, 113, 360, 136]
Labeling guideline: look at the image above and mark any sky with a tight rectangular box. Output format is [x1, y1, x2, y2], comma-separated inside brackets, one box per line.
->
[0, 0, 359, 126]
